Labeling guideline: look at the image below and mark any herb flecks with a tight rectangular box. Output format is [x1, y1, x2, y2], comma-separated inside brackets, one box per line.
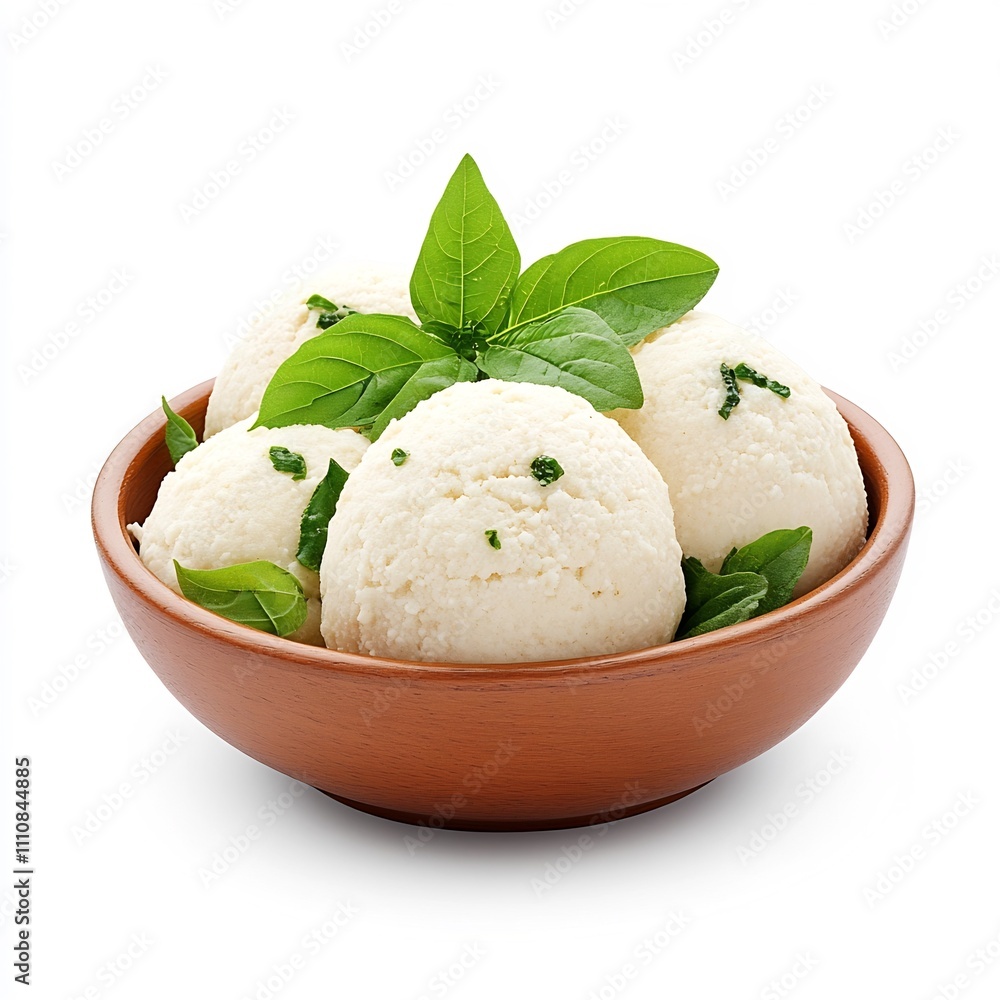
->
[718, 364, 741, 420]
[391, 448, 409, 467]
[269, 446, 307, 480]
[530, 455, 565, 486]
[485, 529, 501, 550]
[733, 363, 791, 398]
[305, 293, 357, 330]
[296, 459, 350, 572]
[718, 361, 791, 419]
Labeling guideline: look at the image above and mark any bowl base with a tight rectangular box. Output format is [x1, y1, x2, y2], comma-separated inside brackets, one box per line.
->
[318, 780, 714, 832]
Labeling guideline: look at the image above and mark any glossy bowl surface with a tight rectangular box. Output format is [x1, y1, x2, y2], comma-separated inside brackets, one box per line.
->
[93, 380, 913, 831]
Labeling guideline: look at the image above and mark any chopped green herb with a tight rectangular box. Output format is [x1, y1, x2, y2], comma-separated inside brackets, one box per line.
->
[305, 293, 356, 330]
[161, 396, 199, 466]
[530, 455, 565, 486]
[173, 560, 307, 637]
[718, 364, 741, 420]
[269, 446, 307, 481]
[718, 361, 791, 419]
[485, 529, 501, 550]
[391, 448, 409, 467]
[733, 362, 791, 399]
[296, 458, 350, 572]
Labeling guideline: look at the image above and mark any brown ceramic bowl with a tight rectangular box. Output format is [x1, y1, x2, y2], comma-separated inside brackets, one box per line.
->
[93, 380, 913, 831]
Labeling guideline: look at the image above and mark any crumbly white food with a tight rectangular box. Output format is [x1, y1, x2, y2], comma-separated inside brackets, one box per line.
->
[320, 379, 686, 663]
[129, 417, 369, 645]
[612, 311, 868, 594]
[204, 262, 416, 437]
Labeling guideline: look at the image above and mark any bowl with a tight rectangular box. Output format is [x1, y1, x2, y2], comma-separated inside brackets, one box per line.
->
[93, 380, 914, 832]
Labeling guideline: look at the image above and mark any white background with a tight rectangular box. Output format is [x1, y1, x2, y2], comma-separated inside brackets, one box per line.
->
[3, 0, 999, 997]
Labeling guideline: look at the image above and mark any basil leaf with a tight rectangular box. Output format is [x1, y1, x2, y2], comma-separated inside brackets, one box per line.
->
[504, 236, 718, 347]
[391, 448, 408, 466]
[305, 293, 356, 330]
[485, 529, 501, 550]
[161, 396, 199, 466]
[720, 527, 812, 616]
[530, 455, 564, 486]
[370, 353, 478, 440]
[296, 458, 349, 573]
[173, 560, 307, 637]
[676, 557, 768, 641]
[410, 153, 521, 339]
[253, 313, 463, 434]
[269, 446, 307, 481]
[478, 307, 643, 411]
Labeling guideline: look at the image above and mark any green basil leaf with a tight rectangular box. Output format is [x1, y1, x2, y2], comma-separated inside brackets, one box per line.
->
[173, 560, 307, 637]
[718, 363, 741, 420]
[371, 353, 478, 440]
[676, 557, 768, 640]
[733, 362, 791, 399]
[478, 306, 643, 411]
[410, 153, 521, 339]
[296, 458, 350, 573]
[504, 236, 718, 347]
[268, 446, 307, 481]
[530, 455, 564, 486]
[253, 313, 462, 433]
[720, 527, 812, 616]
[161, 396, 199, 467]
[391, 448, 409, 467]
[305, 293, 356, 330]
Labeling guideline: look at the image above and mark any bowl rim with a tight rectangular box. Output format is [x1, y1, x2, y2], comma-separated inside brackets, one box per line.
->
[93, 379, 914, 684]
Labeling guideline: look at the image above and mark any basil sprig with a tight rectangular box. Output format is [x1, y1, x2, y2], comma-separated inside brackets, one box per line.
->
[254, 154, 718, 439]
[162, 396, 199, 467]
[296, 458, 350, 573]
[173, 560, 307, 637]
[675, 527, 813, 640]
[269, 446, 307, 480]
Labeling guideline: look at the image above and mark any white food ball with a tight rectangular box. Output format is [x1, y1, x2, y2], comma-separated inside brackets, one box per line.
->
[204, 261, 417, 438]
[129, 416, 369, 645]
[612, 311, 868, 595]
[320, 379, 685, 663]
